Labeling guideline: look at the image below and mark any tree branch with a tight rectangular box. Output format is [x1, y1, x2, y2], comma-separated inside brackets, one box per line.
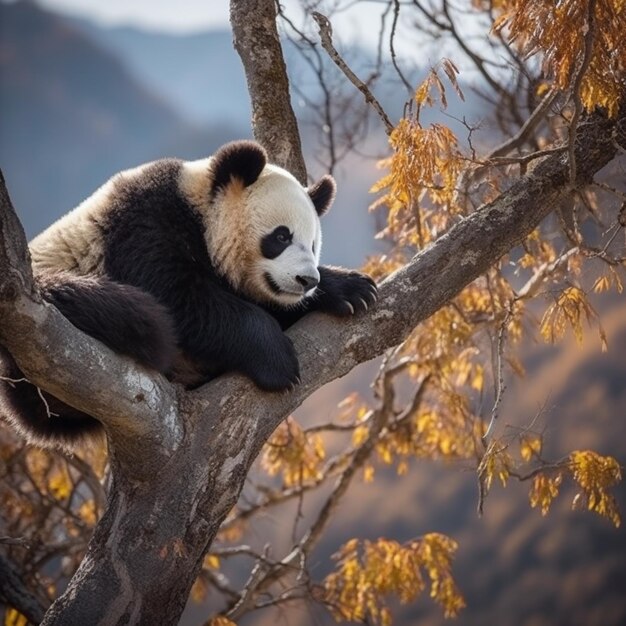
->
[312, 11, 394, 135]
[187, 106, 625, 466]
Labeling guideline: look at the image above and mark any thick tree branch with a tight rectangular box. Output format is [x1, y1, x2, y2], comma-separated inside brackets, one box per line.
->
[230, 0, 307, 182]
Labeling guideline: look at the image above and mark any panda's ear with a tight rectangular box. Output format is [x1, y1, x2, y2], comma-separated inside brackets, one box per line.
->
[308, 175, 336, 216]
[211, 140, 267, 195]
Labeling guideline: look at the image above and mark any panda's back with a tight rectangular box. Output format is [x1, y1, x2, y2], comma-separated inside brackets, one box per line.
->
[29, 159, 189, 278]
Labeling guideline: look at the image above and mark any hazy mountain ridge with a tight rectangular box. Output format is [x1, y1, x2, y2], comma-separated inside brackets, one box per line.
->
[67, 17, 251, 126]
[0, 0, 241, 237]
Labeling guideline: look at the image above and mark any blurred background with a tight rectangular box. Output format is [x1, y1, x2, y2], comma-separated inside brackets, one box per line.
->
[1, 1, 625, 624]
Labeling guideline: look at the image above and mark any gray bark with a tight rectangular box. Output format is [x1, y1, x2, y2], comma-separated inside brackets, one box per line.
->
[0, 104, 623, 625]
[0, 554, 47, 624]
[230, 0, 308, 182]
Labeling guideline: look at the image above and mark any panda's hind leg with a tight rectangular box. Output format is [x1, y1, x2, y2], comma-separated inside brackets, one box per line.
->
[38, 272, 177, 372]
[0, 273, 178, 450]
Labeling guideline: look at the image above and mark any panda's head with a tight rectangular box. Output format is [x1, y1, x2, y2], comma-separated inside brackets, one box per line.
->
[194, 141, 335, 307]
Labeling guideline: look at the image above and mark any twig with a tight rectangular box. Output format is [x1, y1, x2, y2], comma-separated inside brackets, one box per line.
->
[36, 386, 58, 418]
[0, 536, 30, 547]
[515, 247, 580, 300]
[488, 146, 567, 167]
[312, 11, 394, 135]
[390, 0, 413, 95]
[568, 0, 597, 184]
[487, 89, 558, 160]
[483, 307, 512, 441]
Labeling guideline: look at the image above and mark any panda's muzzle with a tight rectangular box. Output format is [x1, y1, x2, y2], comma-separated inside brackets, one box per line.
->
[264, 272, 318, 298]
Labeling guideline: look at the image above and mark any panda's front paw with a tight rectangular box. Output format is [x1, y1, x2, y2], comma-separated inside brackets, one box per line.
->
[240, 313, 301, 392]
[250, 334, 300, 392]
[317, 268, 378, 317]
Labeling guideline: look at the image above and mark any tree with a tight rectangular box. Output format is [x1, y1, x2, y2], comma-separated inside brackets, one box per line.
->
[1, 0, 624, 624]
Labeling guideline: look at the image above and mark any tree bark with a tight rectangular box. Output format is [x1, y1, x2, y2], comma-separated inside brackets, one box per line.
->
[0, 102, 623, 625]
[0, 554, 47, 624]
[230, 0, 308, 182]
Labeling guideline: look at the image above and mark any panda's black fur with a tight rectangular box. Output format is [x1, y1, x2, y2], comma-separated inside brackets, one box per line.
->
[0, 141, 377, 449]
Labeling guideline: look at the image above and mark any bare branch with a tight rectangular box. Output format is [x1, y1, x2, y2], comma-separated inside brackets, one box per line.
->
[488, 89, 559, 160]
[568, 0, 597, 184]
[312, 11, 395, 135]
[0, 553, 47, 625]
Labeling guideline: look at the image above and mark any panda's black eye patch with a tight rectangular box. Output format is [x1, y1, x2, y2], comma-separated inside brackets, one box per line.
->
[261, 226, 292, 259]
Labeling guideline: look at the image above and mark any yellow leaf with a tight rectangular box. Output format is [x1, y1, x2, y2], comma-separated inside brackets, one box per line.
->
[520, 436, 542, 462]
[529, 473, 562, 516]
[208, 618, 237, 626]
[593, 275, 610, 293]
[353, 425, 370, 447]
[4, 609, 28, 626]
[190, 577, 208, 604]
[204, 554, 220, 569]
[261, 417, 326, 487]
[78, 500, 97, 526]
[569, 450, 622, 527]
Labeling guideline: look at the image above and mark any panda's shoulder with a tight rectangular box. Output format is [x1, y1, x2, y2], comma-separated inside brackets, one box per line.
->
[112, 158, 186, 197]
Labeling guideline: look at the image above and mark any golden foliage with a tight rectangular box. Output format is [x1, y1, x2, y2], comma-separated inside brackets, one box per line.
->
[3, 609, 28, 626]
[370, 117, 463, 248]
[520, 435, 542, 462]
[415, 60, 465, 109]
[25, 448, 73, 501]
[529, 472, 562, 515]
[323, 535, 464, 624]
[204, 554, 221, 569]
[593, 266, 624, 294]
[261, 417, 325, 487]
[526, 451, 622, 524]
[375, 404, 479, 470]
[569, 450, 622, 527]
[191, 576, 209, 604]
[540, 286, 606, 348]
[479, 442, 513, 494]
[490, 0, 626, 116]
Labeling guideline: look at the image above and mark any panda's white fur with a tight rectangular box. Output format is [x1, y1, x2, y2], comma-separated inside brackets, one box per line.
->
[30, 162, 153, 277]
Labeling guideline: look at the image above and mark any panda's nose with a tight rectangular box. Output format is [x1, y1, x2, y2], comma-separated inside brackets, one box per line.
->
[296, 274, 319, 290]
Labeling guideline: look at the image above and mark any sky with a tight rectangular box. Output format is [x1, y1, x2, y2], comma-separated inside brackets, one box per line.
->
[19, 0, 435, 60]
[34, 0, 234, 32]
[8, 0, 482, 69]
[31, 0, 386, 40]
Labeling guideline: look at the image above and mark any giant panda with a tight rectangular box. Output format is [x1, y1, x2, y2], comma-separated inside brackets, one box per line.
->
[0, 140, 377, 450]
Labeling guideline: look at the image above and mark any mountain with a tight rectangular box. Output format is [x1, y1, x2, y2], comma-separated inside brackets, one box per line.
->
[68, 18, 251, 127]
[0, 0, 242, 237]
